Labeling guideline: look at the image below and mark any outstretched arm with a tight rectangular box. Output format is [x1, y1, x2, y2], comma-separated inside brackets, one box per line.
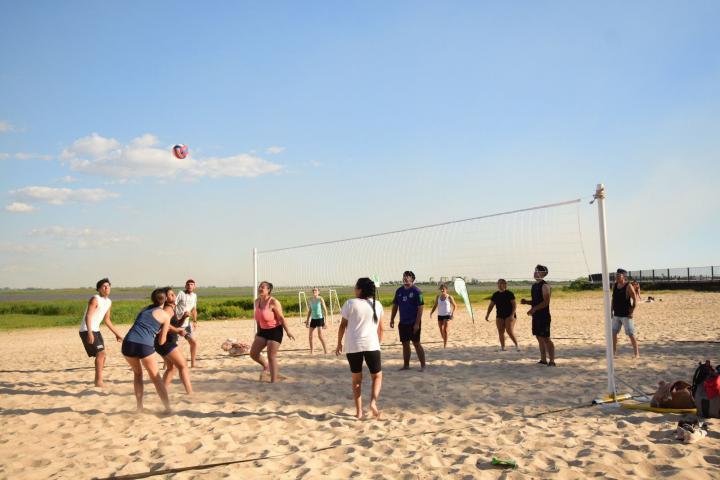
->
[103, 306, 123, 341]
[273, 300, 294, 340]
[84, 297, 98, 343]
[485, 301, 496, 322]
[335, 318, 348, 355]
[429, 295, 439, 317]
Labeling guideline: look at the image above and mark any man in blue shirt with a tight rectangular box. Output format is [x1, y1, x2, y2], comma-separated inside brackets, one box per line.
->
[390, 270, 426, 371]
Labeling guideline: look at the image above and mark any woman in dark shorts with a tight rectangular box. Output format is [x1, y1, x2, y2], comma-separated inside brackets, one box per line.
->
[305, 287, 329, 354]
[429, 283, 457, 348]
[485, 279, 518, 351]
[249, 281, 295, 383]
[122, 288, 173, 413]
[154, 287, 193, 394]
[335, 278, 384, 419]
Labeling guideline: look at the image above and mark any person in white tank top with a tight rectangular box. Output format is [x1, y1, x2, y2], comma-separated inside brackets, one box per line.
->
[175, 279, 199, 367]
[429, 283, 457, 348]
[78, 278, 124, 387]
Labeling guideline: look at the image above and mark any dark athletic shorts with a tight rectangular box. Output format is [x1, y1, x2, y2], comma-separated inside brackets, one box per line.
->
[438, 315, 452, 321]
[309, 317, 325, 328]
[532, 316, 552, 338]
[121, 340, 155, 359]
[154, 335, 178, 357]
[346, 350, 382, 374]
[257, 325, 283, 344]
[399, 323, 421, 343]
[79, 331, 105, 357]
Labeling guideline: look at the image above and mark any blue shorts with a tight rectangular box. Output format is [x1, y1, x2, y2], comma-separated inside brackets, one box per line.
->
[612, 316, 635, 336]
[121, 340, 155, 359]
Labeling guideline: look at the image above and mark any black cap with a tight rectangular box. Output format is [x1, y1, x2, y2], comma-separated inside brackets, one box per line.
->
[616, 268, 628, 275]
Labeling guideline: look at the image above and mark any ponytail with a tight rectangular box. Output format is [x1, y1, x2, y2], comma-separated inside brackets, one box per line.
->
[356, 277, 378, 324]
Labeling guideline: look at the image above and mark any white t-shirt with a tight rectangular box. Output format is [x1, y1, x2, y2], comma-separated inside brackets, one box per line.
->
[175, 291, 197, 328]
[341, 298, 383, 354]
[79, 295, 112, 332]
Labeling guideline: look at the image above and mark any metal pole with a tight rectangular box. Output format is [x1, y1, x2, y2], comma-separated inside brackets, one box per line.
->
[253, 248, 258, 334]
[594, 184, 616, 397]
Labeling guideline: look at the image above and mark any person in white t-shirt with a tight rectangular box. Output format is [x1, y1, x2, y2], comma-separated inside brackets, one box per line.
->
[78, 278, 124, 387]
[175, 279, 199, 367]
[336, 277, 384, 419]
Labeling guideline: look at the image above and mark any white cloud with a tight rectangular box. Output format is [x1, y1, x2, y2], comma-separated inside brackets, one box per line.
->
[9, 186, 119, 205]
[0, 242, 44, 254]
[54, 175, 78, 184]
[309, 160, 322, 168]
[0, 152, 53, 161]
[193, 154, 284, 178]
[29, 226, 138, 249]
[0, 121, 17, 133]
[60, 133, 283, 178]
[266, 146, 286, 155]
[4, 202, 36, 213]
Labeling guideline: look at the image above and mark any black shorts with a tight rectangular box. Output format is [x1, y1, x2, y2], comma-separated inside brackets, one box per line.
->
[346, 350, 382, 374]
[154, 334, 178, 357]
[257, 325, 283, 344]
[399, 323, 421, 343]
[309, 318, 325, 328]
[121, 340, 155, 359]
[532, 316, 552, 338]
[438, 315, 452, 321]
[79, 331, 105, 357]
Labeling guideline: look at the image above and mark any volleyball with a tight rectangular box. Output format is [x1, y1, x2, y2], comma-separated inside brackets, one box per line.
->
[172, 144, 189, 159]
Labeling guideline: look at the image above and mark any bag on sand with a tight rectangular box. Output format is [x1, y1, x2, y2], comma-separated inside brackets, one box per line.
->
[651, 381, 695, 409]
[692, 361, 720, 418]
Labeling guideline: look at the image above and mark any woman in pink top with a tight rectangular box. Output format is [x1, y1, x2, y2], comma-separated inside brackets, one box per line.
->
[249, 281, 295, 382]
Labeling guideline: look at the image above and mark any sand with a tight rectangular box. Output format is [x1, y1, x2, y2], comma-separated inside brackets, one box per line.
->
[1, 291, 720, 479]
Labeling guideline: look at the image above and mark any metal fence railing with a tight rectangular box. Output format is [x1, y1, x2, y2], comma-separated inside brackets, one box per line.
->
[628, 266, 720, 282]
[589, 266, 720, 283]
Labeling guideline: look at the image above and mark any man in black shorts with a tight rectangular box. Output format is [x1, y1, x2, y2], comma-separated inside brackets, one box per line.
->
[390, 271, 426, 371]
[521, 265, 555, 366]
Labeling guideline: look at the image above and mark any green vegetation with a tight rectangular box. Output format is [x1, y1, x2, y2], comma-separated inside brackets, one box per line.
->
[0, 283, 583, 331]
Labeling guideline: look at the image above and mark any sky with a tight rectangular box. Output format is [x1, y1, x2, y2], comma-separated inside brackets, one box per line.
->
[1, 1, 719, 288]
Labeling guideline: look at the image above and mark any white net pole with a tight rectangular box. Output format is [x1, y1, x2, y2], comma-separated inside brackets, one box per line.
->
[253, 247, 258, 334]
[594, 184, 616, 397]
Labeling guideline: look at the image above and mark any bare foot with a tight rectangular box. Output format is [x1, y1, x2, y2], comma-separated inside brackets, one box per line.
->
[355, 412, 364, 420]
[259, 370, 271, 382]
[369, 401, 380, 418]
[398, 366, 410, 371]
[419, 366, 426, 372]
[94, 382, 104, 388]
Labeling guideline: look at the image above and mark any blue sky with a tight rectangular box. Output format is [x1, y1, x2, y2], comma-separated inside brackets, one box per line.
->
[1, 1, 719, 288]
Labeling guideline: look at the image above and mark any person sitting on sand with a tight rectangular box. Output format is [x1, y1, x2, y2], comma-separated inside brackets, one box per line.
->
[612, 269, 641, 358]
[249, 281, 295, 383]
[78, 278, 124, 387]
[121, 288, 173, 413]
[154, 287, 193, 394]
[520, 265, 555, 366]
[429, 283, 456, 348]
[305, 287, 329, 354]
[485, 279, 519, 351]
[336, 277, 384, 419]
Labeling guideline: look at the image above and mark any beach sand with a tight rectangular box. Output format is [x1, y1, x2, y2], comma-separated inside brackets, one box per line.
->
[1, 291, 719, 479]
